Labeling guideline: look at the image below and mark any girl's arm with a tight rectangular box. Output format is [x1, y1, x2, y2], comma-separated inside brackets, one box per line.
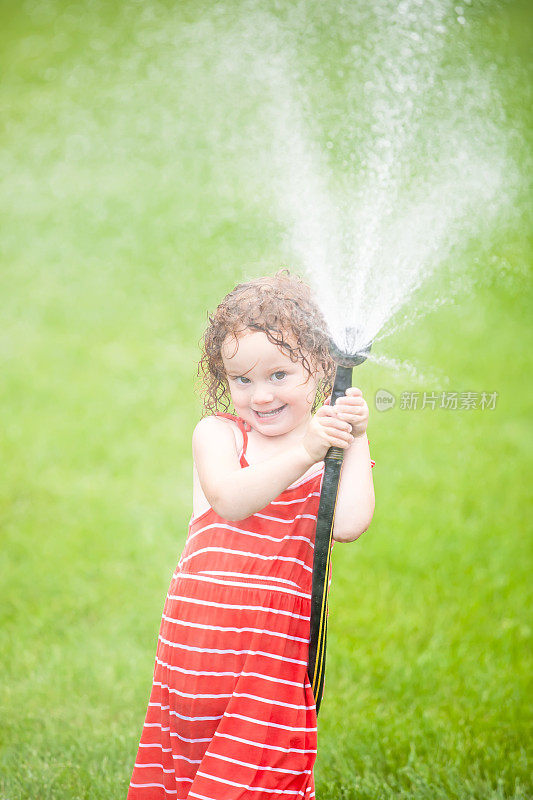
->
[332, 432, 375, 542]
[317, 388, 375, 542]
[192, 414, 353, 521]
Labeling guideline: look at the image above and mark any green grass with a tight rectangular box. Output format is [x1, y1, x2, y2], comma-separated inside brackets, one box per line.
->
[1, 0, 531, 798]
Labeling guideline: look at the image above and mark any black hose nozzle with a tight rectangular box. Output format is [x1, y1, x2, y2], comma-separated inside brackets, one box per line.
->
[329, 327, 372, 368]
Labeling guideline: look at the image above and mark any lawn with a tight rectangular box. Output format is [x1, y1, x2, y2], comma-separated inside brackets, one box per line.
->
[0, 1, 531, 798]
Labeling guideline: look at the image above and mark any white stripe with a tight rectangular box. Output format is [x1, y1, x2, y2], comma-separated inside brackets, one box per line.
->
[150, 682, 230, 703]
[142, 721, 211, 743]
[239, 671, 304, 688]
[174, 755, 201, 764]
[175, 572, 311, 600]
[129, 784, 177, 793]
[150, 690, 312, 712]
[270, 492, 320, 505]
[180, 547, 312, 573]
[189, 793, 219, 800]
[157, 641, 308, 666]
[214, 731, 316, 755]
[153, 669, 303, 688]
[187, 522, 314, 549]
[139, 743, 172, 752]
[224, 712, 316, 732]
[232, 692, 314, 711]
[252, 512, 317, 525]
[190, 791, 314, 800]
[195, 771, 305, 794]
[151, 682, 231, 700]
[138, 743, 201, 764]
[151, 703, 223, 723]
[198, 571, 300, 586]
[160, 616, 308, 643]
[153, 656, 309, 684]
[134, 763, 175, 773]
[165, 594, 309, 620]
[206, 751, 312, 775]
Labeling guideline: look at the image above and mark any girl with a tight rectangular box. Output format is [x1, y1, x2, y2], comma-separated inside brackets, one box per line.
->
[127, 272, 375, 799]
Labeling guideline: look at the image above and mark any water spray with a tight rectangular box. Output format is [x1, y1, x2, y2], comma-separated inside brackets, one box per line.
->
[308, 329, 372, 715]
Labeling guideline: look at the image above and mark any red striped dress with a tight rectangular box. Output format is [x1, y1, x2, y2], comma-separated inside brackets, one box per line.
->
[127, 415, 324, 800]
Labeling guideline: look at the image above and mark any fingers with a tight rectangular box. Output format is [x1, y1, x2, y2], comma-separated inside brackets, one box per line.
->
[335, 399, 364, 414]
[318, 400, 367, 423]
[336, 387, 363, 408]
[329, 402, 366, 423]
[336, 390, 364, 408]
[336, 405, 366, 423]
[324, 388, 363, 410]
[314, 407, 355, 449]
[319, 390, 368, 443]
[315, 405, 353, 429]
[320, 423, 354, 449]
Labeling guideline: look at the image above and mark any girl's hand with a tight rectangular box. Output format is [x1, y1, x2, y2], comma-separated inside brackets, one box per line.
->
[302, 387, 366, 462]
[303, 388, 369, 463]
[302, 406, 354, 462]
[334, 387, 369, 439]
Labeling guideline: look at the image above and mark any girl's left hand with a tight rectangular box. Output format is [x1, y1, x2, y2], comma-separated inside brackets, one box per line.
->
[333, 387, 369, 438]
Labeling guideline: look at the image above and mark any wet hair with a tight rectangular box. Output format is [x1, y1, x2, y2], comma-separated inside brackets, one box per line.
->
[198, 270, 335, 415]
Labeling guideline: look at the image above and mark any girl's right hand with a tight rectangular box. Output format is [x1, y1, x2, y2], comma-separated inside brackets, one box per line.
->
[302, 405, 355, 463]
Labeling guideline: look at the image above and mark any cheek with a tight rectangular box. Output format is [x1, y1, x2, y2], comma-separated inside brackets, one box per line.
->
[291, 385, 317, 410]
[228, 386, 240, 402]
[229, 385, 248, 406]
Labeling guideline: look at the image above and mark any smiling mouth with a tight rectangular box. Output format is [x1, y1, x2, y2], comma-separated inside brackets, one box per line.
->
[254, 405, 287, 419]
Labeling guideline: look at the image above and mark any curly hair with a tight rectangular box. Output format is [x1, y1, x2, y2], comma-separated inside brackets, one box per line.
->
[198, 270, 335, 416]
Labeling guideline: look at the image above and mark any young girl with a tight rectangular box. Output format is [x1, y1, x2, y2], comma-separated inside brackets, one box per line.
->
[127, 272, 374, 799]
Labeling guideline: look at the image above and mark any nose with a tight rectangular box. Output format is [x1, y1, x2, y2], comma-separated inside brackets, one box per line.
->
[252, 384, 275, 405]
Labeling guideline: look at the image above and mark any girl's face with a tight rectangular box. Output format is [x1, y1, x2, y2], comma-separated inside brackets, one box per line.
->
[221, 329, 319, 437]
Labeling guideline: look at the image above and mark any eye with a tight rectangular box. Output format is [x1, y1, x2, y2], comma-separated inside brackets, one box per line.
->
[234, 376, 251, 385]
[272, 371, 287, 381]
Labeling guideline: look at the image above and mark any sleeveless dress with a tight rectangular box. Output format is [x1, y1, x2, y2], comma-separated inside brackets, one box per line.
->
[127, 415, 324, 800]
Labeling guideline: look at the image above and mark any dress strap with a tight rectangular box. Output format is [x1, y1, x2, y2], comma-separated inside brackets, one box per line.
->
[215, 413, 250, 467]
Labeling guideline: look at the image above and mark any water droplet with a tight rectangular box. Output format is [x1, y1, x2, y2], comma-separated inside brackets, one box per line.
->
[457, 15, 466, 25]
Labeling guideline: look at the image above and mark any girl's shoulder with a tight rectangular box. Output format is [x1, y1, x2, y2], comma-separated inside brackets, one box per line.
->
[192, 416, 247, 521]
[192, 414, 244, 458]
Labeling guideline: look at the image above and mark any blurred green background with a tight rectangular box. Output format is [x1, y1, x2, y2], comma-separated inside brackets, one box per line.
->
[0, 0, 531, 798]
